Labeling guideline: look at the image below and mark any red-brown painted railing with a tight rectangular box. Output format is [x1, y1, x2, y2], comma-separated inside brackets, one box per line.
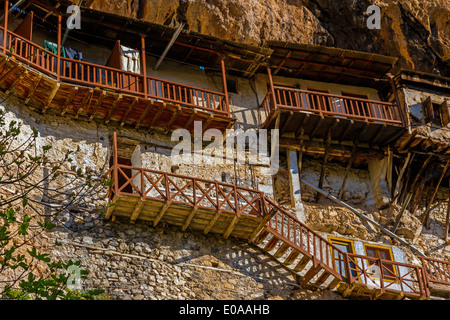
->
[347, 253, 426, 297]
[261, 85, 403, 125]
[0, 25, 229, 116]
[420, 256, 450, 291]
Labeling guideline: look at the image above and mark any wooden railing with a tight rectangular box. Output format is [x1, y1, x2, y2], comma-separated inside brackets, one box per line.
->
[261, 85, 403, 125]
[421, 256, 450, 289]
[266, 200, 347, 280]
[347, 253, 426, 297]
[0, 26, 229, 116]
[108, 163, 272, 218]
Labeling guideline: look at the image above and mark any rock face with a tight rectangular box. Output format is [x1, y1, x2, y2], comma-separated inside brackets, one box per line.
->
[86, 0, 450, 75]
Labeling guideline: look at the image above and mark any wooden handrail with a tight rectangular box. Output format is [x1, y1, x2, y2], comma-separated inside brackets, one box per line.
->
[260, 85, 403, 125]
[0, 25, 230, 116]
[420, 256, 450, 286]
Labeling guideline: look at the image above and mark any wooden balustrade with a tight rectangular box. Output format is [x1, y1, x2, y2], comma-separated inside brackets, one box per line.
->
[261, 85, 403, 125]
[346, 253, 426, 297]
[0, 25, 230, 116]
[421, 256, 450, 287]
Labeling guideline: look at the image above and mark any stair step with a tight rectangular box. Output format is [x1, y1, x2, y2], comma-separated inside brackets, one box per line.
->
[283, 250, 300, 266]
[253, 229, 269, 245]
[293, 255, 311, 272]
[327, 277, 342, 290]
[315, 271, 331, 286]
[263, 236, 279, 251]
[301, 263, 323, 286]
[273, 242, 290, 258]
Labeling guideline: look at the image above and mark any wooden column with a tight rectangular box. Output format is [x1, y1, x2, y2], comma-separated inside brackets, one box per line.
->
[3, 0, 8, 53]
[220, 57, 229, 116]
[112, 132, 119, 195]
[267, 66, 276, 110]
[445, 186, 450, 242]
[386, 73, 405, 126]
[57, 15, 61, 81]
[141, 35, 148, 98]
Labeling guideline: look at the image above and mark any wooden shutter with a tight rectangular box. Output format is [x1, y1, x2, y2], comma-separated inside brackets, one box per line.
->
[440, 100, 449, 127]
[423, 96, 433, 123]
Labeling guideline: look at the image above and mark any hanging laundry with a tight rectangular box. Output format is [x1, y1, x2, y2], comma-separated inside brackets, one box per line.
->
[64, 46, 83, 79]
[120, 45, 140, 74]
[65, 46, 83, 61]
[44, 40, 66, 57]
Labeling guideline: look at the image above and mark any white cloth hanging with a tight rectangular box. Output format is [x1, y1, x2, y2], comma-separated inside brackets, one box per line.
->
[120, 45, 140, 74]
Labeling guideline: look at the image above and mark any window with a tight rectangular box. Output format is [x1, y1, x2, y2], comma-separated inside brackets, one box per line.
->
[423, 97, 449, 127]
[364, 244, 397, 280]
[271, 83, 299, 107]
[307, 88, 331, 111]
[329, 237, 356, 278]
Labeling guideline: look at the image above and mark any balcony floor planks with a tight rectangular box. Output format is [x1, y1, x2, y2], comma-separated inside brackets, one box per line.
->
[109, 194, 262, 239]
[0, 55, 234, 134]
[263, 107, 404, 146]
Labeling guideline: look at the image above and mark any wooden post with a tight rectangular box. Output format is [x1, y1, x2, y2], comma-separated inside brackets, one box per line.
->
[3, 0, 8, 53]
[316, 128, 332, 202]
[267, 66, 276, 110]
[220, 57, 229, 116]
[112, 132, 119, 195]
[338, 138, 359, 199]
[57, 15, 61, 81]
[141, 35, 148, 98]
[421, 160, 450, 227]
[445, 186, 450, 242]
[387, 73, 405, 126]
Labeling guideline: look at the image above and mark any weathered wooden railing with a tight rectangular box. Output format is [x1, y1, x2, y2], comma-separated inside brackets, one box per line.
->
[347, 253, 426, 298]
[265, 200, 347, 281]
[108, 162, 270, 219]
[420, 256, 450, 292]
[261, 85, 403, 125]
[0, 25, 229, 116]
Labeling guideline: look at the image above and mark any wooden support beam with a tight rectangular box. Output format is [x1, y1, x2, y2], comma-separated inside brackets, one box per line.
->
[148, 103, 166, 129]
[184, 111, 197, 131]
[204, 210, 222, 235]
[104, 195, 119, 219]
[338, 119, 354, 143]
[248, 208, 277, 242]
[105, 94, 123, 124]
[421, 160, 450, 227]
[182, 206, 198, 231]
[252, 229, 269, 245]
[5, 69, 27, 94]
[120, 97, 138, 126]
[75, 88, 94, 118]
[89, 90, 106, 121]
[338, 138, 359, 199]
[295, 114, 309, 138]
[24, 74, 42, 105]
[164, 106, 181, 134]
[327, 277, 341, 290]
[445, 186, 450, 243]
[315, 128, 332, 202]
[392, 153, 413, 204]
[223, 215, 239, 239]
[0, 64, 19, 84]
[309, 116, 324, 138]
[280, 111, 294, 136]
[42, 82, 60, 114]
[135, 101, 153, 129]
[202, 114, 214, 134]
[153, 201, 171, 227]
[60, 86, 78, 116]
[130, 199, 144, 224]
[263, 236, 279, 251]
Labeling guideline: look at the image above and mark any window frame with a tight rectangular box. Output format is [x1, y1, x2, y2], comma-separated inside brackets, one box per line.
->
[363, 243, 398, 282]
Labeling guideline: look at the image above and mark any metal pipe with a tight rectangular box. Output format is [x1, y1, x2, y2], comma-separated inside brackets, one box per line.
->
[299, 177, 427, 257]
[153, 22, 184, 71]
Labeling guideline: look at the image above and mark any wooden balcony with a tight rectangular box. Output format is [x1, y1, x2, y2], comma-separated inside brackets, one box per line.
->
[104, 132, 448, 300]
[261, 86, 405, 146]
[420, 256, 450, 298]
[0, 25, 234, 133]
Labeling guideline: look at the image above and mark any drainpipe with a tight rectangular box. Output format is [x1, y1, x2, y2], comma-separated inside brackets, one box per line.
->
[299, 177, 427, 257]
